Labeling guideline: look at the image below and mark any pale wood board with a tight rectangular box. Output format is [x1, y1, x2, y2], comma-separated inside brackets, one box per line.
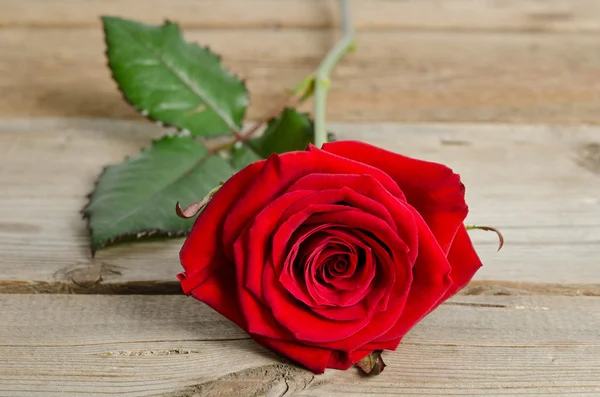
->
[2, 0, 600, 32]
[2, 1, 599, 394]
[2, 28, 600, 124]
[1, 119, 599, 292]
[0, 294, 598, 396]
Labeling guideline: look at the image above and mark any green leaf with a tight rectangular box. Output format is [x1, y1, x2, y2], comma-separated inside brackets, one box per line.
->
[228, 108, 314, 168]
[251, 108, 314, 157]
[229, 142, 263, 169]
[102, 16, 248, 136]
[83, 136, 236, 253]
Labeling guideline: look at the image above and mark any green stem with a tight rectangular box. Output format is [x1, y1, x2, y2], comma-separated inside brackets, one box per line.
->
[313, 0, 355, 148]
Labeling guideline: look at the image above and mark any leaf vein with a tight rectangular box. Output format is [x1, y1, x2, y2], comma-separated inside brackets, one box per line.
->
[112, 22, 241, 134]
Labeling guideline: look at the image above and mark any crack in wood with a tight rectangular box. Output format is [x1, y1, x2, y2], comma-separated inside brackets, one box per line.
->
[444, 301, 550, 310]
[161, 364, 315, 397]
[98, 348, 198, 357]
[444, 302, 508, 308]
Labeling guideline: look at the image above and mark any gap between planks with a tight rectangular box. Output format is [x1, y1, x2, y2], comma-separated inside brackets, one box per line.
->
[2, 280, 600, 297]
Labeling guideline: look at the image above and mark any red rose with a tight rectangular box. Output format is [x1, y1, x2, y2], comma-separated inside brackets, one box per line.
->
[178, 140, 482, 374]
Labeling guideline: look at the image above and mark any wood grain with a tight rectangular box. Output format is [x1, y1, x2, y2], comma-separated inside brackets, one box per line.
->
[0, 294, 598, 396]
[2, 1, 598, 394]
[1, 119, 599, 292]
[2, 0, 600, 32]
[2, 27, 600, 124]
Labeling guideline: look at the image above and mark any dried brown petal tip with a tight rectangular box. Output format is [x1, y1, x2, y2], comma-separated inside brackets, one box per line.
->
[175, 200, 207, 219]
[175, 183, 224, 219]
[355, 350, 386, 376]
[466, 225, 505, 251]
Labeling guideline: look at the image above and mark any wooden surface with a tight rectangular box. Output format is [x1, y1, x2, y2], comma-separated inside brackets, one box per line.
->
[1, 295, 599, 396]
[1, 119, 600, 293]
[1, 0, 599, 395]
[2, 1, 600, 124]
[3, 0, 600, 31]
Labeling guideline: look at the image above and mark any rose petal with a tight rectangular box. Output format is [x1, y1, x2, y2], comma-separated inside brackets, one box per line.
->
[350, 229, 396, 312]
[319, 247, 358, 287]
[280, 227, 378, 321]
[252, 335, 332, 374]
[285, 173, 419, 264]
[184, 258, 246, 329]
[263, 259, 373, 342]
[178, 160, 265, 293]
[265, 208, 413, 351]
[297, 226, 397, 320]
[178, 160, 266, 329]
[280, 225, 332, 307]
[238, 185, 399, 304]
[222, 148, 407, 256]
[318, 231, 369, 290]
[325, 350, 360, 370]
[302, 211, 415, 308]
[273, 207, 410, 310]
[233, 235, 294, 340]
[297, 232, 376, 308]
[372, 212, 453, 343]
[256, 186, 410, 314]
[362, 338, 402, 351]
[235, 190, 314, 301]
[308, 237, 376, 307]
[321, 140, 468, 253]
[271, 188, 415, 273]
[439, 225, 484, 301]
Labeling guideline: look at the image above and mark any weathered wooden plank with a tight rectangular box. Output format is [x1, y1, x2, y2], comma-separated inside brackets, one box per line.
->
[0, 295, 598, 396]
[0, 119, 599, 292]
[2, 0, 600, 32]
[2, 28, 600, 124]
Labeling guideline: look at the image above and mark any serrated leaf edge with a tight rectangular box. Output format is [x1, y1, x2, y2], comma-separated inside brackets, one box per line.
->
[100, 15, 250, 137]
[81, 134, 211, 255]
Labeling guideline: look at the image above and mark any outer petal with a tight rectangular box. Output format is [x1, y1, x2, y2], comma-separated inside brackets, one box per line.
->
[178, 160, 266, 329]
[359, 229, 482, 351]
[372, 211, 453, 343]
[322, 140, 468, 253]
[410, 226, 484, 320]
[252, 336, 332, 374]
[325, 349, 376, 371]
[363, 338, 402, 351]
[233, 228, 294, 340]
[178, 160, 265, 291]
[440, 225, 484, 301]
[187, 258, 246, 329]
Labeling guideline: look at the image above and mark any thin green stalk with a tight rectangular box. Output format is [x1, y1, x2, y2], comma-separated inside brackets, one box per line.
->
[313, 0, 355, 148]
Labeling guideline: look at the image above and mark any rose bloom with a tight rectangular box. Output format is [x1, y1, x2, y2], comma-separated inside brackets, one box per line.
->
[178, 141, 482, 374]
